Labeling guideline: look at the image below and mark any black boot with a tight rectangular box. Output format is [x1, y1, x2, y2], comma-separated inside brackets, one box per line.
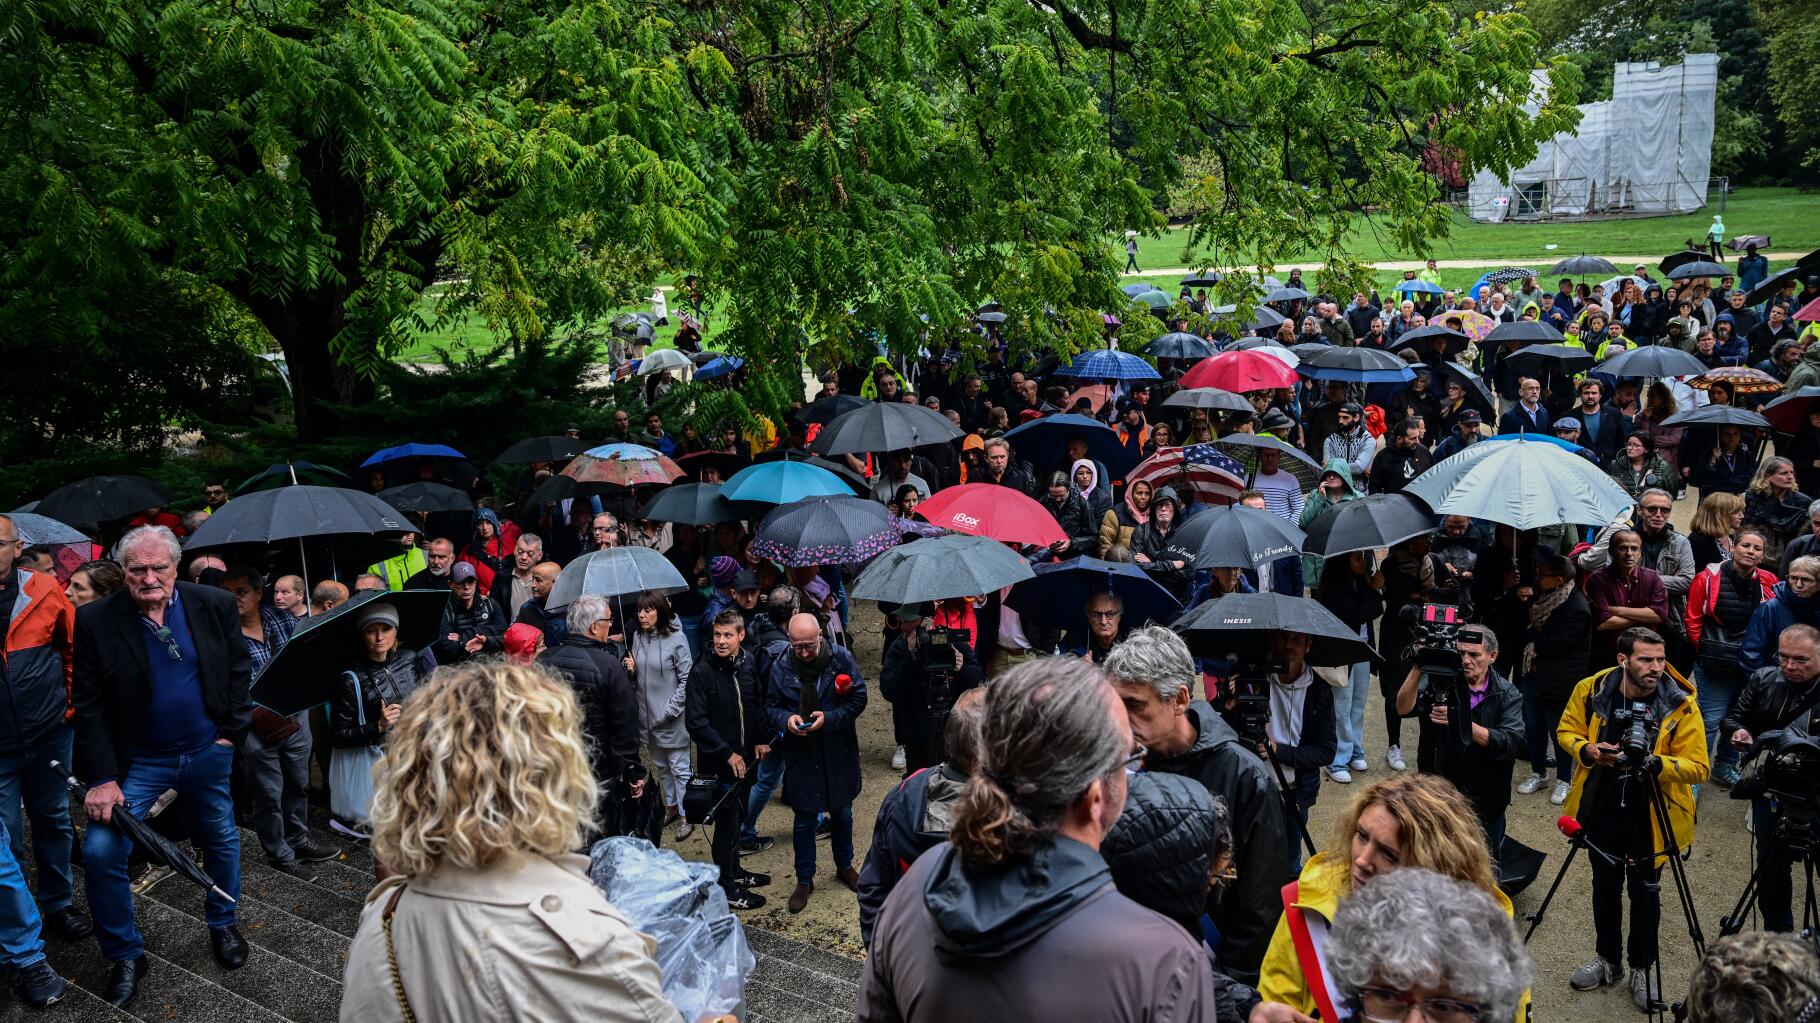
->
[103, 957, 148, 1009]
[211, 925, 249, 970]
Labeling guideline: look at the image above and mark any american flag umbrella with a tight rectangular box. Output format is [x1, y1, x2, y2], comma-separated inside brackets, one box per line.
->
[1179, 349, 1298, 392]
[563, 444, 685, 487]
[1127, 446, 1248, 505]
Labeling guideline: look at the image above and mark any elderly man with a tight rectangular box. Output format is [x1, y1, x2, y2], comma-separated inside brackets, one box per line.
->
[1103, 626, 1292, 984]
[400, 537, 453, 590]
[538, 595, 644, 835]
[1498, 377, 1551, 435]
[73, 526, 251, 1007]
[352, 573, 386, 593]
[1071, 591, 1126, 664]
[768, 612, 867, 914]
[512, 561, 565, 645]
[500, 533, 543, 617]
[368, 532, 427, 591]
[1722, 624, 1820, 933]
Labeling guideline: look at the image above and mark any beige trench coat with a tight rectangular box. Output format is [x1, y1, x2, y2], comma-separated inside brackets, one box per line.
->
[340, 853, 684, 1023]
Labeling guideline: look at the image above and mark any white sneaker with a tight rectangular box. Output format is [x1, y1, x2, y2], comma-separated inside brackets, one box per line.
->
[892, 746, 907, 771]
[1328, 767, 1353, 783]
[1517, 772, 1546, 795]
[1570, 957, 1618, 991]
[1550, 780, 1571, 805]
[1350, 757, 1368, 772]
[1387, 746, 1407, 771]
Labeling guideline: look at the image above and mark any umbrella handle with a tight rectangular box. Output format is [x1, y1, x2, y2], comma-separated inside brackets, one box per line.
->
[47, 760, 85, 796]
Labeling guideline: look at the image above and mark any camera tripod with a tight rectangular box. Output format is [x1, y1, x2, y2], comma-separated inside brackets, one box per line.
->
[1223, 666, 1318, 858]
[1526, 763, 1705, 1023]
[1715, 807, 1820, 950]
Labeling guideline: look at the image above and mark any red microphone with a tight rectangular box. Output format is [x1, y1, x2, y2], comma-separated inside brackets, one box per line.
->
[1556, 815, 1583, 839]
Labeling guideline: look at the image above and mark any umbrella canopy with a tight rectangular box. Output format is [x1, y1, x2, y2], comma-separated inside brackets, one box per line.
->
[1549, 255, 1617, 276]
[494, 436, 585, 465]
[1436, 309, 1497, 343]
[751, 450, 872, 495]
[1212, 304, 1290, 332]
[565, 445, 685, 488]
[1175, 505, 1305, 570]
[1394, 279, 1445, 295]
[1660, 405, 1772, 429]
[1129, 446, 1249, 504]
[1481, 267, 1535, 287]
[1226, 337, 1300, 368]
[36, 475, 175, 528]
[1264, 287, 1311, 304]
[636, 482, 742, 526]
[976, 310, 1009, 324]
[1296, 346, 1414, 384]
[849, 533, 1034, 604]
[1482, 321, 1565, 347]
[251, 589, 447, 715]
[360, 443, 465, 468]
[1120, 283, 1152, 297]
[51, 761, 235, 905]
[1596, 345, 1711, 380]
[1303, 493, 1435, 557]
[376, 481, 473, 514]
[232, 461, 353, 496]
[547, 546, 690, 611]
[809, 401, 964, 456]
[1003, 413, 1137, 478]
[1065, 384, 1118, 413]
[1796, 296, 1820, 322]
[1404, 437, 1633, 531]
[8, 512, 89, 547]
[694, 356, 745, 381]
[721, 460, 854, 504]
[1429, 362, 1496, 420]
[1006, 558, 1182, 637]
[1142, 332, 1217, 360]
[1744, 265, 1820, 306]
[1727, 235, 1771, 251]
[1666, 259, 1728, 281]
[1691, 366, 1784, 395]
[1054, 349, 1160, 382]
[750, 496, 899, 567]
[636, 348, 694, 376]
[914, 484, 1066, 546]
[1181, 273, 1223, 288]
[1179, 349, 1299, 392]
[1503, 344, 1597, 377]
[1174, 592, 1376, 666]
[184, 486, 411, 550]
[1659, 250, 1712, 275]
[674, 450, 749, 481]
[1761, 386, 1820, 432]
[1129, 290, 1173, 311]
[795, 393, 873, 426]
[1162, 387, 1255, 415]
[1391, 325, 1469, 359]
[1207, 434, 1322, 489]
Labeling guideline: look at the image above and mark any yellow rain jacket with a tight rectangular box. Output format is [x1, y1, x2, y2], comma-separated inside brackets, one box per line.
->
[1557, 663, 1707, 866]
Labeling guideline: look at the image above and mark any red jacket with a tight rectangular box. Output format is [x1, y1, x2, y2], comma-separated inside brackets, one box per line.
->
[1685, 562, 1777, 648]
[1, 569, 76, 753]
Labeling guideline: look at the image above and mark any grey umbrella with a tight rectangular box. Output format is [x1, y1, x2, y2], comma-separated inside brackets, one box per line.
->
[7, 512, 88, 547]
[850, 533, 1034, 604]
[1174, 505, 1305, 569]
[810, 401, 964, 456]
[1666, 260, 1729, 281]
[1548, 254, 1617, 276]
[547, 546, 689, 611]
[1162, 388, 1255, 414]
[1660, 405, 1772, 429]
[1404, 437, 1633, 531]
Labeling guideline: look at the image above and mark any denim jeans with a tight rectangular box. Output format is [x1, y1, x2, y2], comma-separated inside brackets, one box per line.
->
[84, 742, 241, 960]
[0, 816, 47, 970]
[0, 725, 75, 912]
[793, 803, 854, 885]
[680, 613, 704, 660]
[1694, 664, 1743, 776]
[1329, 661, 1371, 768]
[740, 751, 786, 843]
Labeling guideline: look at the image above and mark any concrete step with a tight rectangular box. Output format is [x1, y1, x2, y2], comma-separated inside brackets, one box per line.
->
[745, 925, 861, 1022]
[0, 976, 133, 1023]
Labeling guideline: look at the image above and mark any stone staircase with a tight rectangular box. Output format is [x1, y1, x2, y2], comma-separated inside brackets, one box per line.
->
[0, 814, 861, 1022]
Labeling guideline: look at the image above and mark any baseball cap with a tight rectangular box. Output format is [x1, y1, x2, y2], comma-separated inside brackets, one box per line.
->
[1340, 401, 1364, 417]
[733, 569, 760, 592]
[1458, 409, 1483, 426]
[710, 555, 740, 587]
[450, 562, 477, 583]
[1553, 417, 1582, 432]
[356, 602, 400, 630]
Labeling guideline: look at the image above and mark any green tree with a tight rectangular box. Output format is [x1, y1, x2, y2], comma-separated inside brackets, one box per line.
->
[1756, 0, 1820, 173]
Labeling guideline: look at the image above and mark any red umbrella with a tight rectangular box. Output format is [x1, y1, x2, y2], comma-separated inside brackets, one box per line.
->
[1179, 350, 1298, 392]
[1794, 295, 1820, 322]
[562, 444, 684, 487]
[914, 484, 1065, 547]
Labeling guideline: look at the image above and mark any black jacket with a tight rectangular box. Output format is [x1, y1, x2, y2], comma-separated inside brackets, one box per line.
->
[983, 460, 1037, 498]
[1145, 702, 1294, 985]
[331, 650, 423, 749]
[858, 764, 965, 948]
[540, 635, 642, 789]
[1526, 588, 1592, 701]
[1414, 668, 1526, 821]
[880, 630, 984, 762]
[401, 568, 450, 591]
[1040, 491, 1097, 557]
[72, 583, 252, 783]
[1131, 520, 1196, 601]
[685, 648, 765, 782]
[433, 592, 506, 663]
[1723, 666, 1820, 744]
[1367, 443, 1432, 495]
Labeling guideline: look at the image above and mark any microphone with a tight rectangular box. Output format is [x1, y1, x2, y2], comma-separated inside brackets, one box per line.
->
[1556, 815, 1582, 840]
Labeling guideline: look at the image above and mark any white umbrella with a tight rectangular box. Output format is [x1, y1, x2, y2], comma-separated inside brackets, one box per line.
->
[637, 348, 695, 377]
[1404, 437, 1633, 531]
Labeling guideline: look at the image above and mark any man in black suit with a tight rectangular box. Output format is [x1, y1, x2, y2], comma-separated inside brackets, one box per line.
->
[72, 526, 251, 1009]
[1498, 376, 1551, 435]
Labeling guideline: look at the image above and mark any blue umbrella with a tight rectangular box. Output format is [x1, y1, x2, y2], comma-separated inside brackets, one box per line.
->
[1394, 279, 1444, 295]
[1407, 437, 1632, 530]
[694, 355, 745, 381]
[1007, 557, 1182, 637]
[721, 460, 854, 504]
[361, 443, 466, 468]
[1054, 349, 1160, 382]
[1003, 413, 1138, 478]
[582, 442, 665, 460]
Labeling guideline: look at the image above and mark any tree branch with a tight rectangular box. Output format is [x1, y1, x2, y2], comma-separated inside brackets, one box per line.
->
[1036, 0, 1133, 53]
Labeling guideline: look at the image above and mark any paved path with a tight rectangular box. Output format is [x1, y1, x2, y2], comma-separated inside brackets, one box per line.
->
[1123, 253, 1806, 278]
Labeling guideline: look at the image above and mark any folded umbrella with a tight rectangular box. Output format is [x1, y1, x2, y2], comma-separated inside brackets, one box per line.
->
[35, 475, 175, 528]
[1404, 437, 1633, 531]
[1007, 557, 1183, 637]
[250, 589, 448, 714]
[1175, 505, 1305, 570]
[1497, 834, 1548, 896]
[850, 533, 1033, 604]
[565, 445, 685, 488]
[750, 496, 899, 567]
[1482, 321, 1565, 347]
[1302, 493, 1435, 557]
[547, 546, 689, 611]
[637, 483, 742, 526]
[1296, 346, 1414, 384]
[1761, 386, 1820, 433]
[1179, 349, 1299, 392]
[721, 460, 854, 504]
[1173, 592, 1376, 666]
[495, 436, 586, 465]
[1502, 344, 1597, 377]
[377, 481, 473, 514]
[1548, 255, 1617, 276]
[914, 484, 1066, 546]
[1596, 345, 1710, 380]
[1054, 349, 1161, 382]
[1660, 405, 1772, 429]
[1003, 413, 1137, 478]
[1162, 388, 1254, 415]
[809, 401, 963, 456]
[793, 394, 872, 426]
[232, 461, 354, 496]
[1127, 447, 1248, 505]
[360, 443, 466, 468]
[1142, 333, 1216, 360]
[51, 761, 236, 905]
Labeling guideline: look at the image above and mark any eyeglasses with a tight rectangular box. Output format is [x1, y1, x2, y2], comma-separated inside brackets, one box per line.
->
[153, 626, 182, 662]
[1119, 743, 1148, 772]
[1357, 987, 1483, 1023]
[1087, 609, 1122, 621]
[790, 639, 821, 651]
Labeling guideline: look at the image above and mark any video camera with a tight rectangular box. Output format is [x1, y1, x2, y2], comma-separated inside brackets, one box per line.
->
[1613, 700, 1657, 770]
[1735, 728, 1820, 854]
[1221, 646, 1289, 751]
[1402, 603, 1472, 750]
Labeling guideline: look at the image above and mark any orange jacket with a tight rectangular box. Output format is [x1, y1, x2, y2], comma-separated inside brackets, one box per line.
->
[1, 569, 77, 751]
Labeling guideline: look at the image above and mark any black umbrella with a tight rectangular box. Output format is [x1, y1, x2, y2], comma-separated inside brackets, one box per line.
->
[232, 461, 354, 496]
[1162, 387, 1254, 415]
[1762, 386, 1820, 433]
[674, 450, 749, 481]
[637, 482, 742, 526]
[1211, 433, 1321, 489]
[1392, 325, 1470, 359]
[849, 533, 1033, 604]
[51, 761, 236, 905]
[1503, 344, 1597, 377]
[1173, 591, 1377, 666]
[809, 401, 964, 456]
[1743, 265, 1820, 306]
[377, 481, 473, 514]
[751, 450, 871, 496]
[1143, 332, 1217, 360]
[1264, 287, 1310, 304]
[1175, 505, 1305, 570]
[1303, 493, 1435, 557]
[1181, 273, 1223, 288]
[1482, 321, 1564, 347]
[1660, 405, 1772, 429]
[35, 475, 175, 528]
[749, 496, 899, 568]
[1659, 250, 1711, 276]
[185, 486, 412, 549]
[1497, 835, 1547, 896]
[250, 589, 448, 715]
[794, 394, 872, 426]
[495, 436, 586, 465]
[1213, 304, 1289, 332]
[1548, 255, 1617, 276]
[1666, 259, 1728, 281]
[1597, 345, 1711, 380]
[1429, 362, 1496, 419]
[1006, 557, 1183, 637]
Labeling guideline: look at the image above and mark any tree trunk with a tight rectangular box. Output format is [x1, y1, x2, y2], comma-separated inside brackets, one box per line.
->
[250, 289, 375, 443]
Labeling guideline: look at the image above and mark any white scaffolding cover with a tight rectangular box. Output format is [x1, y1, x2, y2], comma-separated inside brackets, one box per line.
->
[1466, 54, 1718, 221]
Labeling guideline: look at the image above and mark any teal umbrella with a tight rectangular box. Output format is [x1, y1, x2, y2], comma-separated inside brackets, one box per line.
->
[1404, 437, 1632, 531]
[1131, 289, 1172, 310]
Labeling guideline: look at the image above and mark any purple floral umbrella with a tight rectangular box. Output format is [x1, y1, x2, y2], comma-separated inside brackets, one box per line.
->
[751, 496, 900, 567]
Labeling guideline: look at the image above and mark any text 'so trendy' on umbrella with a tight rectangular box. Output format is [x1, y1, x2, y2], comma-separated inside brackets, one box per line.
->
[1173, 591, 1376, 666]
[1179, 349, 1298, 393]
[1142, 333, 1216, 360]
[1660, 405, 1772, 429]
[1761, 386, 1820, 433]
[850, 533, 1033, 604]
[721, 460, 854, 504]
[184, 486, 412, 549]
[564, 444, 685, 488]
[376, 481, 474, 514]
[252, 589, 448, 715]
[1002, 413, 1137, 478]
[913, 484, 1066, 546]
[1175, 504, 1306, 569]
[1296, 346, 1414, 384]
[1403, 437, 1633, 531]
[546, 546, 689, 612]
[809, 401, 964, 457]
[1302, 493, 1435, 557]
[1162, 388, 1254, 415]
[6, 512, 89, 547]
[360, 443, 465, 468]
[1596, 345, 1710, 380]
[750, 496, 899, 568]
[1006, 557, 1182, 639]
[495, 436, 586, 465]
[637, 483, 742, 526]
[35, 475, 175, 528]
[1054, 349, 1161, 382]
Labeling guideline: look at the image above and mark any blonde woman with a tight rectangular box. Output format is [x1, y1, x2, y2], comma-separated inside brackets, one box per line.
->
[339, 660, 692, 1023]
[1253, 773, 1525, 1022]
[1687, 491, 1746, 570]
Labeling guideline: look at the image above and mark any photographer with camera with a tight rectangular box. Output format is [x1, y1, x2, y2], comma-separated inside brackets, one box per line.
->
[1558, 627, 1709, 1010]
[1214, 632, 1336, 859]
[1393, 624, 1525, 859]
[1718, 623, 1820, 933]
[880, 602, 984, 775]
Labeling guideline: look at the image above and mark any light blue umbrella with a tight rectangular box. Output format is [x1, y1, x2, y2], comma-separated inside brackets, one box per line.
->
[546, 546, 688, 611]
[693, 355, 745, 381]
[721, 460, 853, 504]
[1405, 437, 1632, 531]
[1054, 349, 1160, 382]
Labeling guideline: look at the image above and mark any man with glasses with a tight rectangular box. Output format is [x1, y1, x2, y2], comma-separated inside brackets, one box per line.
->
[1743, 557, 1820, 674]
[200, 482, 229, 516]
[1579, 490, 1695, 665]
[767, 612, 867, 914]
[589, 512, 623, 552]
[1072, 592, 1127, 664]
[71, 526, 251, 1008]
[1721, 624, 1820, 932]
